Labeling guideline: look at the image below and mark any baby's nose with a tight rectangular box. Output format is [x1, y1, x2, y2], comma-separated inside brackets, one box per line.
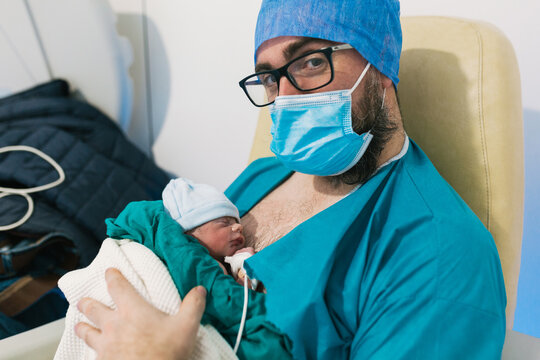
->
[231, 223, 243, 233]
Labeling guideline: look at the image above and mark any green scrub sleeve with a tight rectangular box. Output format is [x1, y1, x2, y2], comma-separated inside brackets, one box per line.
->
[105, 200, 292, 360]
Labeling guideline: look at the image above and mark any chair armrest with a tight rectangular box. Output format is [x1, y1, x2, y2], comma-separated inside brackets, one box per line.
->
[502, 330, 540, 360]
[0, 318, 65, 360]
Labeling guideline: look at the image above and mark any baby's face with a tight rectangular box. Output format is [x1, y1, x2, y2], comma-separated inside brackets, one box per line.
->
[189, 216, 245, 259]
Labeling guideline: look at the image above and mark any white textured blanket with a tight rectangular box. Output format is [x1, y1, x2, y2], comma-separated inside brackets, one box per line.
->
[54, 238, 237, 360]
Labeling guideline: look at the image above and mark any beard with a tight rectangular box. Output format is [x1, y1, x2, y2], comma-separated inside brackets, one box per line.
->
[326, 69, 398, 186]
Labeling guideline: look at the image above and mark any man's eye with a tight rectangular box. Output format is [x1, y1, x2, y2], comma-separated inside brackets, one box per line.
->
[260, 74, 276, 88]
[302, 57, 325, 70]
[290, 54, 328, 76]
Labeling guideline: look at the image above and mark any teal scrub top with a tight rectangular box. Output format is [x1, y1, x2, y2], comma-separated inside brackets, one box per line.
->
[225, 140, 506, 360]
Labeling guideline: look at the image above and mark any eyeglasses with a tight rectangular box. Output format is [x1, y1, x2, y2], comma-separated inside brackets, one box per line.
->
[238, 44, 353, 107]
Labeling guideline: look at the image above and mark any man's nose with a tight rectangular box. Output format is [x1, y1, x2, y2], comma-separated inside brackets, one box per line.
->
[278, 76, 301, 96]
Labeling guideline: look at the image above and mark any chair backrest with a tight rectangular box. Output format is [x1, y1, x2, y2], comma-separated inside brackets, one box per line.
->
[248, 16, 524, 330]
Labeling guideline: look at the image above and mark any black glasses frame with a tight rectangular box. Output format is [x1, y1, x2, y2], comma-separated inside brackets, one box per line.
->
[238, 44, 353, 107]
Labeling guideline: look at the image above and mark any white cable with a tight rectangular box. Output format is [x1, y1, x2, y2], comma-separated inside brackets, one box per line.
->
[233, 275, 249, 354]
[0, 145, 65, 231]
[0, 192, 34, 231]
[0, 146, 65, 193]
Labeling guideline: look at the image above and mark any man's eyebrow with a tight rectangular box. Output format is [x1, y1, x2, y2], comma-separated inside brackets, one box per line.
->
[255, 62, 272, 73]
[254, 38, 326, 73]
[283, 38, 319, 61]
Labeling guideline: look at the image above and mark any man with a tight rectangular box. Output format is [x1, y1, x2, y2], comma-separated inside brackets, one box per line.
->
[76, 0, 507, 359]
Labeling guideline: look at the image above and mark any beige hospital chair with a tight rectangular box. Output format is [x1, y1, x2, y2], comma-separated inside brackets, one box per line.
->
[250, 16, 538, 358]
[1, 16, 537, 360]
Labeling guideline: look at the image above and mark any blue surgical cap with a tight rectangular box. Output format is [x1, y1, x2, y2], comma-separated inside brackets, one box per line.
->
[254, 0, 402, 85]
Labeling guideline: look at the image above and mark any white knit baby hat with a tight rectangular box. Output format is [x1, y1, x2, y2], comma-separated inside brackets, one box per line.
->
[162, 178, 240, 231]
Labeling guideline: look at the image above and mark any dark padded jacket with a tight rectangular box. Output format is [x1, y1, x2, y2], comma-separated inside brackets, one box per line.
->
[0, 80, 170, 266]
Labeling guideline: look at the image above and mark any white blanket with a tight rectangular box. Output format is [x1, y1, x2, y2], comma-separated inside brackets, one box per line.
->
[54, 238, 237, 360]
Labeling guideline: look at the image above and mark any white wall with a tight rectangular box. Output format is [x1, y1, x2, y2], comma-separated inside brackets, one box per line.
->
[0, 2, 50, 97]
[109, 0, 263, 190]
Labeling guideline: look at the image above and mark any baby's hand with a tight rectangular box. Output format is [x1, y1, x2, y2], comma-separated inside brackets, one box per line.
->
[231, 248, 254, 286]
[226, 247, 263, 290]
[234, 247, 255, 256]
[217, 260, 228, 274]
[235, 268, 253, 288]
[236, 268, 265, 293]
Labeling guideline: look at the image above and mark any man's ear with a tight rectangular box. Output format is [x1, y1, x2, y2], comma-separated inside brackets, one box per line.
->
[380, 74, 393, 89]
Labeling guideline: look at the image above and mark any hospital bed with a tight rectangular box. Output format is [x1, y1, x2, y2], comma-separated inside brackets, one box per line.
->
[0, 0, 539, 358]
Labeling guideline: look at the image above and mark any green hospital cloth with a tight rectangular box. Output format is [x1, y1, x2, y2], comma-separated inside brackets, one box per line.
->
[105, 201, 292, 360]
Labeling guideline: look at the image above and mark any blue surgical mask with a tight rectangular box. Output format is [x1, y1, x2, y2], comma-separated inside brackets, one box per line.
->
[269, 63, 373, 176]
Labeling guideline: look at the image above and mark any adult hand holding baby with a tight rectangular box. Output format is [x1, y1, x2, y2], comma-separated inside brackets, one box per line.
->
[75, 268, 207, 360]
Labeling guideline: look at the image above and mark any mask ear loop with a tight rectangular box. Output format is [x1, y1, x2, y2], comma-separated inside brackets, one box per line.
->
[338, 76, 387, 177]
[348, 63, 371, 95]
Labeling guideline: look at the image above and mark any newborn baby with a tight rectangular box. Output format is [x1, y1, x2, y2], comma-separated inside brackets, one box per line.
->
[162, 177, 256, 285]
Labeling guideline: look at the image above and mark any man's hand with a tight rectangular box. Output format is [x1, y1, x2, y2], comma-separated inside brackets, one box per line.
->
[75, 268, 206, 360]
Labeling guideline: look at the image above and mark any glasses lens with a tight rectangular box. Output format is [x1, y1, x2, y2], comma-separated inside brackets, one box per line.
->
[243, 73, 277, 106]
[288, 52, 331, 90]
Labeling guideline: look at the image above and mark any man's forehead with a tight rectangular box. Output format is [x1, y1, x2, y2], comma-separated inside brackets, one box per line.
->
[255, 36, 337, 70]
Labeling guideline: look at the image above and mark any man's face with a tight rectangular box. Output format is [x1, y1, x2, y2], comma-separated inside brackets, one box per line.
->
[256, 36, 397, 186]
[189, 216, 245, 259]
[256, 36, 369, 108]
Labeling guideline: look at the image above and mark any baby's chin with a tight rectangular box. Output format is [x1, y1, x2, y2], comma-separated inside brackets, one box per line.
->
[225, 247, 242, 257]
[220, 247, 239, 258]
